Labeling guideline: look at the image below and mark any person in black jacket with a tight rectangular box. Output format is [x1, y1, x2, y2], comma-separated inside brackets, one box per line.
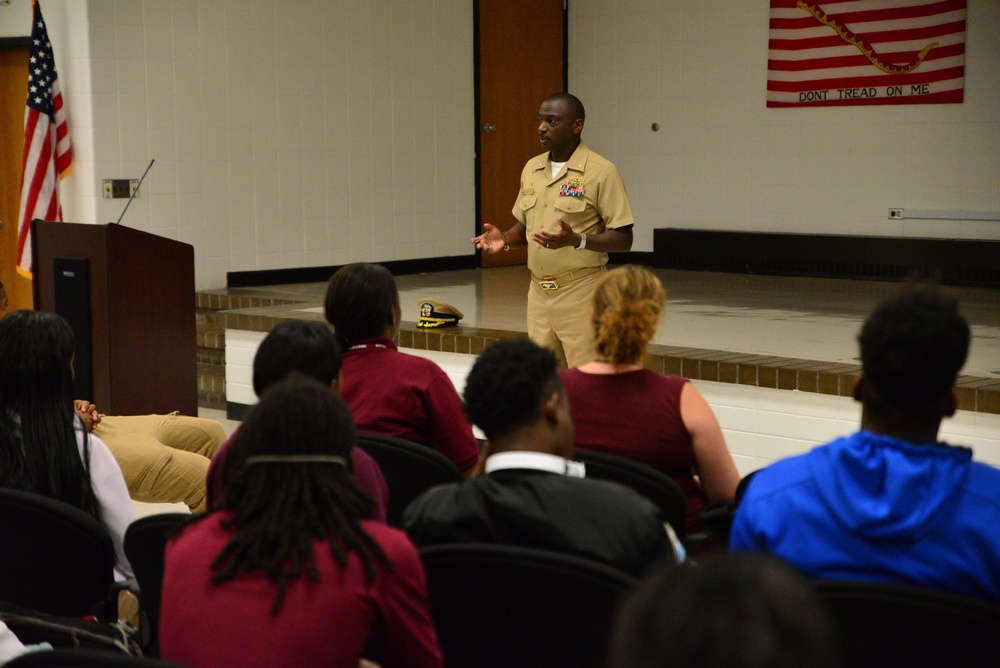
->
[403, 338, 678, 576]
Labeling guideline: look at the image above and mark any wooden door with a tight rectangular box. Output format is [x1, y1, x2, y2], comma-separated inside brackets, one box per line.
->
[0, 45, 30, 310]
[477, 0, 565, 268]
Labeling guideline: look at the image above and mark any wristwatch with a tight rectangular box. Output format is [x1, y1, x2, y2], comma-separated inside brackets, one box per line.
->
[575, 233, 587, 251]
[501, 231, 510, 252]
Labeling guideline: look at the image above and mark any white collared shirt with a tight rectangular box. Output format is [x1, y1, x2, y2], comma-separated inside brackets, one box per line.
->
[484, 450, 686, 562]
[485, 451, 586, 478]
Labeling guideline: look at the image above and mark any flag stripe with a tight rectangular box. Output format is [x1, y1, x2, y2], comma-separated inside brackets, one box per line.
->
[767, 65, 965, 91]
[770, 0, 966, 29]
[769, 18, 967, 50]
[768, 30, 966, 63]
[768, 43, 964, 74]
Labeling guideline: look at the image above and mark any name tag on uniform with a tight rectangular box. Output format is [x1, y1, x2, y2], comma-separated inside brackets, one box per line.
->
[538, 280, 559, 290]
[522, 186, 534, 195]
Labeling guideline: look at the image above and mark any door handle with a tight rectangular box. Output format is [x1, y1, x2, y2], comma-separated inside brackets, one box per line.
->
[482, 123, 497, 133]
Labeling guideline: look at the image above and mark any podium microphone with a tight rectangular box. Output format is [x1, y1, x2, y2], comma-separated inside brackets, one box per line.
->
[113, 158, 155, 225]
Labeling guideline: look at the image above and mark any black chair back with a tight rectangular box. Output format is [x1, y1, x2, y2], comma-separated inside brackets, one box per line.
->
[0, 487, 115, 617]
[420, 543, 636, 668]
[813, 580, 1000, 667]
[573, 450, 687, 537]
[123, 513, 189, 655]
[355, 432, 461, 527]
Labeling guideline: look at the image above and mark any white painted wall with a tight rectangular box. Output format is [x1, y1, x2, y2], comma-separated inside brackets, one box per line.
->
[3, 0, 475, 290]
[3, 1, 998, 288]
[568, 0, 1000, 252]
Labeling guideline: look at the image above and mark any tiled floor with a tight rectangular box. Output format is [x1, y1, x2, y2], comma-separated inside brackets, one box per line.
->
[226, 266, 1000, 378]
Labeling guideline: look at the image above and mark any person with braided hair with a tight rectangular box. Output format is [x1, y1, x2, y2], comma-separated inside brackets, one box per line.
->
[403, 338, 677, 576]
[203, 320, 389, 521]
[159, 375, 443, 668]
[560, 266, 739, 534]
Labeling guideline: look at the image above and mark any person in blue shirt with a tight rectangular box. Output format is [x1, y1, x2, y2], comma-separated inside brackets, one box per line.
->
[731, 283, 1000, 601]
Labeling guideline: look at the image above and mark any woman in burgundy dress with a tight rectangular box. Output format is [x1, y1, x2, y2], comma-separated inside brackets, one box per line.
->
[560, 266, 740, 534]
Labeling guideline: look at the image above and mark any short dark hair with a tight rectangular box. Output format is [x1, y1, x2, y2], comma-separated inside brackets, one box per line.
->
[324, 263, 398, 347]
[544, 92, 585, 121]
[858, 283, 969, 413]
[610, 554, 841, 668]
[463, 338, 560, 441]
[252, 320, 343, 396]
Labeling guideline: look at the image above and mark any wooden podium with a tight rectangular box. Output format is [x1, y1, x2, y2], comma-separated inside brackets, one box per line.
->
[32, 221, 197, 416]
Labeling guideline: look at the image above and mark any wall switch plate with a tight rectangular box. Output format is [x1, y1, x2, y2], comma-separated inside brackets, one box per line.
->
[888, 208, 903, 219]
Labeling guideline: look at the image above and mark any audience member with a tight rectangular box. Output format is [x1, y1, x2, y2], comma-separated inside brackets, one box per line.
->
[204, 320, 388, 520]
[324, 263, 480, 475]
[731, 284, 1000, 600]
[560, 265, 739, 533]
[0, 311, 134, 579]
[403, 338, 677, 577]
[74, 401, 224, 512]
[610, 554, 841, 668]
[1, 278, 224, 513]
[160, 375, 443, 668]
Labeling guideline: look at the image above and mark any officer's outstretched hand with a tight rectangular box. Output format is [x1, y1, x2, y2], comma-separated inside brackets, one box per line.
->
[471, 223, 505, 255]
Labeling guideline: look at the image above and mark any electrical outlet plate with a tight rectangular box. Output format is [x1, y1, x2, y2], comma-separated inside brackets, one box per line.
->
[888, 208, 903, 219]
[102, 178, 138, 199]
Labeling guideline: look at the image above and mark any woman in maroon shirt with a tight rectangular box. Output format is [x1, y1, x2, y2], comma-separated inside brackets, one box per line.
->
[560, 266, 740, 534]
[160, 376, 443, 668]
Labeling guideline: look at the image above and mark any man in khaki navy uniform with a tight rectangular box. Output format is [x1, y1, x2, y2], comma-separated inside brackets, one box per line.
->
[472, 93, 634, 368]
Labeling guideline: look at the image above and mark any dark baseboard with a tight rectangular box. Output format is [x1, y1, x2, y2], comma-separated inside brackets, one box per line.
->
[609, 250, 656, 266]
[226, 401, 252, 422]
[652, 229, 1000, 287]
[227, 255, 480, 288]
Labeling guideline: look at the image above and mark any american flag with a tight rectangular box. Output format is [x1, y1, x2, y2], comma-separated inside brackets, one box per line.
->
[17, 0, 73, 277]
[767, 0, 966, 107]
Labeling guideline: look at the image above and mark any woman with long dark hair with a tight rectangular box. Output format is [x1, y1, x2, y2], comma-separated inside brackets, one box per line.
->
[0, 311, 134, 579]
[159, 375, 443, 667]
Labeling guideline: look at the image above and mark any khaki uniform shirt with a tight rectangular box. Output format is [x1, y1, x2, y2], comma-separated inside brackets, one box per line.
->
[512, 142, 635, 280]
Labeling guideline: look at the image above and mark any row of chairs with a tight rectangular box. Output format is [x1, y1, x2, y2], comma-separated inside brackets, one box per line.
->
[5, 435, 1000, 666]
[5, 485, 1000, 668]
[358, 432, 689, 537]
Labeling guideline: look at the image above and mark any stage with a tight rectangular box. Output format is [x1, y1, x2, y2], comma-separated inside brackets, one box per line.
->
[198, 266, 1000, 474]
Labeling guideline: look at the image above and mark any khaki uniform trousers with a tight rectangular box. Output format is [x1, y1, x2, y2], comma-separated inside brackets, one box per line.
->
[94, 412, 226, 513]
[527, 266, 605, 369]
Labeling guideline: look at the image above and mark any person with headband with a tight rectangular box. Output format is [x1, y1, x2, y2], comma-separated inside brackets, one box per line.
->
[159, 375, 443, 667]
[204, 320, 389, 521]
[560, 265, 740, 534]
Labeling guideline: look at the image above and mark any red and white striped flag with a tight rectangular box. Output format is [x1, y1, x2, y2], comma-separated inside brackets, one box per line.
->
[17, 0, 73, 278]
[767, 0, 966, 107]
